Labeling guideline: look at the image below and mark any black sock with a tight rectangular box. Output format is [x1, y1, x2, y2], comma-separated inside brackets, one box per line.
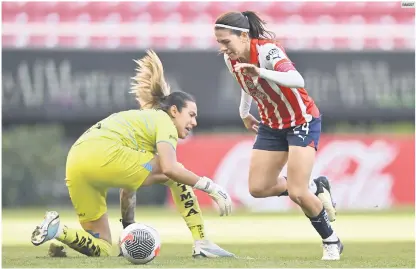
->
[308, 208, 334, 239]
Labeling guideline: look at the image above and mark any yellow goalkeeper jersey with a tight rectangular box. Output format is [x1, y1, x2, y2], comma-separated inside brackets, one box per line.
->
[73, 109, 178, 153]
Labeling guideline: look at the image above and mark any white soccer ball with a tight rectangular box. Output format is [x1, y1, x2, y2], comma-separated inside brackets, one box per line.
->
[119, 223, 161, 264]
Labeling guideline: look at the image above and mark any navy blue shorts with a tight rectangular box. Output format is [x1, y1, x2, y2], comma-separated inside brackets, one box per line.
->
[253, 116, 322, 152]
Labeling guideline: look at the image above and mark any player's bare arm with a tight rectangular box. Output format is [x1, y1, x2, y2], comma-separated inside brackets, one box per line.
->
[119, 188, 136, 226]
[157, 141, 232, 216]
[156, 141, 200, 186]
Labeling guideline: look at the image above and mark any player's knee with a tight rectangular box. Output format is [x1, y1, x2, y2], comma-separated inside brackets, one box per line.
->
[288, 188, 308, 205]
[249, 185, 268, 198]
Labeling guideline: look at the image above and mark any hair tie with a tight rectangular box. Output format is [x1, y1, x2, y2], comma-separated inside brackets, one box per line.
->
[151, 92, 167, 101]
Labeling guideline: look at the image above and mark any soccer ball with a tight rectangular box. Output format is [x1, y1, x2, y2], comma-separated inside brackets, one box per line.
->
[119, 223, 161, 264]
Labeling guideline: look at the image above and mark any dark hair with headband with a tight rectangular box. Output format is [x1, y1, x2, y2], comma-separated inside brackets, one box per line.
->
[214, 11, 275, 39]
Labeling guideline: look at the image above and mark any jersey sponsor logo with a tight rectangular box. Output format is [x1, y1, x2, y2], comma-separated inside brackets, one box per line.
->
[251, 91, 268, 100]
[71, 232, 102, 256]
[177, 183, 199, 217]
[266, 48, 281, 61]
[247, 88, 267, 100]
[193, 224, 205, 239]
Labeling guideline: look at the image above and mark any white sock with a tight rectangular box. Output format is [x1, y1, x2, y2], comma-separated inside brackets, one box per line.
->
[323, 232, 338, 243]
[309, 180, 317, 194]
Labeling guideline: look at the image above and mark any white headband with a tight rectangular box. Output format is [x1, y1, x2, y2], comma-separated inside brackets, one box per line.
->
[215, 24, 249, 32]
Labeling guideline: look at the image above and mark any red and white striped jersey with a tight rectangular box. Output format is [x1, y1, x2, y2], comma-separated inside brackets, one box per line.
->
[225, 39, 320, 129]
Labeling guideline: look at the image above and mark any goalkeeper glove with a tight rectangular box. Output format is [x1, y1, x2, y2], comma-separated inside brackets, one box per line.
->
[194, 177, 232, 216]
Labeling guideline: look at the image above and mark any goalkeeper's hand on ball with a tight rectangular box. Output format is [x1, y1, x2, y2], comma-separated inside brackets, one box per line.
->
[194, 177, 232, 216]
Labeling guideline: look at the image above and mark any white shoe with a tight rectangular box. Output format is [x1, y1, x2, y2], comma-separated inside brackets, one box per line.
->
[314, 176, 337, 222]
[321, 240, 343, 261]
[192, 240, 235, 258]
[31, 211, 61, 246]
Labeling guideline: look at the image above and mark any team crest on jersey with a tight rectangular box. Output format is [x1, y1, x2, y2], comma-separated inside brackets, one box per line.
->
[244, 80, 267, 100]
[245, 80, 256, 89]
[266, 48, 281, 61]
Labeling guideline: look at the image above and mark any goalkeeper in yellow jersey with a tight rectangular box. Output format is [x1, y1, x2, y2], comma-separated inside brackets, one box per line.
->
[31, 50, 234, 258]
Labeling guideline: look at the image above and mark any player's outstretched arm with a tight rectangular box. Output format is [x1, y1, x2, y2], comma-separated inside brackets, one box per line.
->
[157, 142, 232, 216]
[258, 69, 305, 88]
[234, 62, 304, 88]
[157, 142, 201, 186]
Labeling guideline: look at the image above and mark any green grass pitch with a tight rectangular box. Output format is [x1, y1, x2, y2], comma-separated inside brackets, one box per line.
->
[2, 207, 415, 268]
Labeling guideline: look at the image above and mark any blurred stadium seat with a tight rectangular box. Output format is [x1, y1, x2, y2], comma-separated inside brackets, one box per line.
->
[2, 1, 414, 50]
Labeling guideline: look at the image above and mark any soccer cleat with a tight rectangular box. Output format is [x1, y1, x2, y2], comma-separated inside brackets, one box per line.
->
[314, 176, 337, 222]
[31, 211, 61, 246]
[192, 240, 236, 258]
[321, 240, 344, 261]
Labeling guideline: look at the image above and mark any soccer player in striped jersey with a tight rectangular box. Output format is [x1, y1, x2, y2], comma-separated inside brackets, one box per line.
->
[214, 11, 343, 260]
[30, 50, 234, 259]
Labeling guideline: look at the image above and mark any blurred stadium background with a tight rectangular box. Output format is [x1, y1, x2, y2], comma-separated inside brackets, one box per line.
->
[2, 1, 415, 248]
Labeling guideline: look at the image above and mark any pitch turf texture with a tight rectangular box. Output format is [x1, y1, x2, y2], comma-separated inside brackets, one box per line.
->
[2, 207, 415, 268]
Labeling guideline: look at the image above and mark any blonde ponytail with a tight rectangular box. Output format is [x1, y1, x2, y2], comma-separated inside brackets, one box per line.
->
[130, 50, 171, 109]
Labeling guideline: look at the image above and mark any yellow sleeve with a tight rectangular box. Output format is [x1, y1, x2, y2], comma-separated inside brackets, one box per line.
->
[155, 113, 178, 150]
